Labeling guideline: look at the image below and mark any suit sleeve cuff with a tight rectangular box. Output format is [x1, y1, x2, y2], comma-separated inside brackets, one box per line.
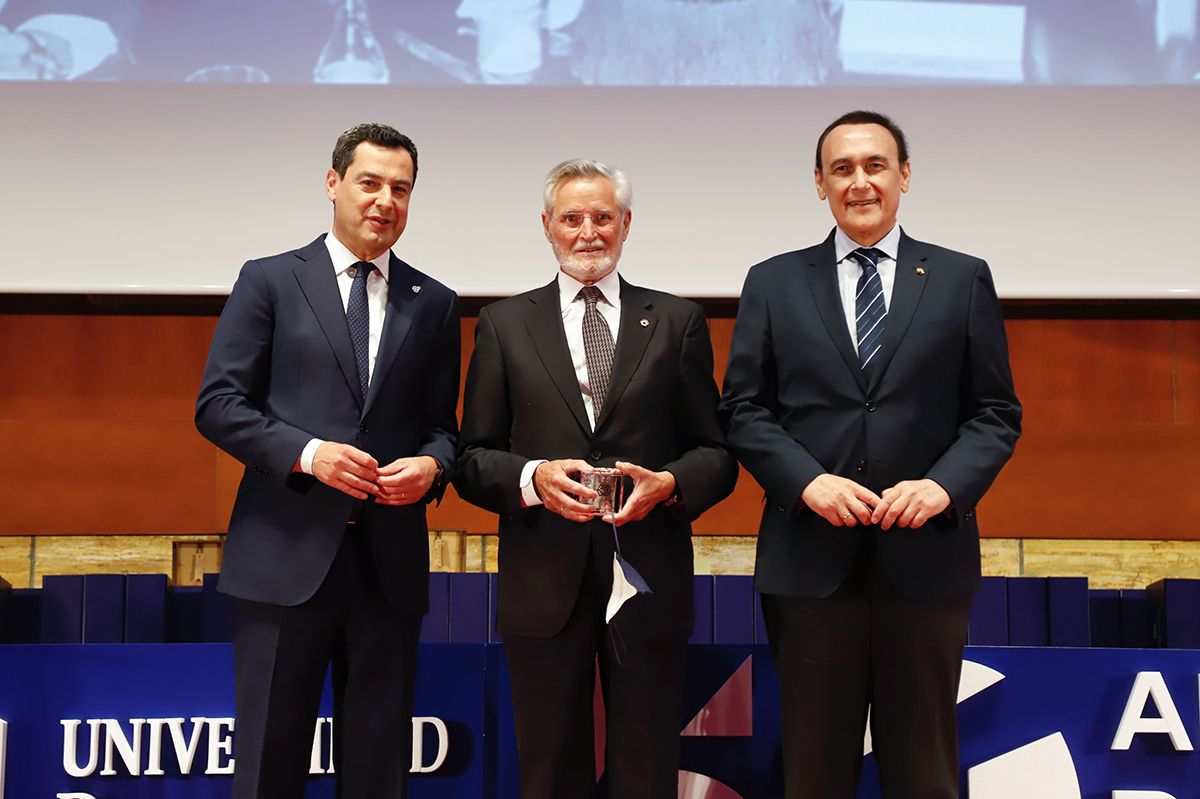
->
[519, 459, 547, 507]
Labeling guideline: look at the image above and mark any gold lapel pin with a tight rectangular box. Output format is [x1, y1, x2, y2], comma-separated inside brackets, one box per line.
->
[915, 267, 926, 276]
[411, 285, 421, 293]
[640, 318, 649, 327]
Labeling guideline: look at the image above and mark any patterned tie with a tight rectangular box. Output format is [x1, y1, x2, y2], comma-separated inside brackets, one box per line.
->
[850, 247, 888, 371]
[347, 261, 374, 401]
[579, 285, 615, 419]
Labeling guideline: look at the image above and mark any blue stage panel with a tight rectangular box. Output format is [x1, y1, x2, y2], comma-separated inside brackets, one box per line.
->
[1089, 588, 1122, 648]
[39, 574, 84, 644]
[968, 576, 1008, 645]
[1046, 576, 1090, 647]
[422, 572, 450, 643]
[82, 574, 126, 643]
[124, 573, 168, 644]
[713, 575, 754, 645]
[689, 575, 714, 645]
[449, 573, 489, 644]
[1147, 578, 1200, 649]
[1006, 576, 1048, 647]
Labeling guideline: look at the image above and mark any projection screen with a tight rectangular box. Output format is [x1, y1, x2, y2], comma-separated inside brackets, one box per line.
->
[1, 0, 1197, 298]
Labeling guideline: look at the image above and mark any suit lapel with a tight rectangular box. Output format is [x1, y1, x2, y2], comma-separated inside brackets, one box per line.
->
[867, 230, 928, 392]
[524, 280, 591, 435]
[363, 254, 419, 416]
[292, 236, 361, 409]
[806, 233, 867, 392]
[594, 278, 656, 432]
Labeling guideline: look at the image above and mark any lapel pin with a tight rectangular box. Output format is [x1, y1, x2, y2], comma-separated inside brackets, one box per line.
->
[640, 318, 649, 327]
[915, 267, 926, 276]
[411, 285, 421, 293]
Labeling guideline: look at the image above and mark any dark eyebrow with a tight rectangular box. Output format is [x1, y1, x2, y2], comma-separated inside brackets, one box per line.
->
[356, 170, 412, 188]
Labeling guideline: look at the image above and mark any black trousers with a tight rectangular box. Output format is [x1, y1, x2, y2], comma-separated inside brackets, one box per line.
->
[229, 523, 422, 799]
[503, 526, 687, 799]
[763, 547, 972, 799]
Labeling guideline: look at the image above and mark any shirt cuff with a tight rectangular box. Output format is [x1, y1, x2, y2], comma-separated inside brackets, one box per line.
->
[19, 15, 118, 79]
[519, 459, 547, 507]
[299, 438, 325, 475]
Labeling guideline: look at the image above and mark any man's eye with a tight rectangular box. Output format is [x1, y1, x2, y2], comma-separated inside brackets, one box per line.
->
[595, 214, 613, 225]
[561, 214, 581, 226]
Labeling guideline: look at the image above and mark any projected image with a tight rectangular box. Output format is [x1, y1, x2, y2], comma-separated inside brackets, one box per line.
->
[1, 0, 1197, 85]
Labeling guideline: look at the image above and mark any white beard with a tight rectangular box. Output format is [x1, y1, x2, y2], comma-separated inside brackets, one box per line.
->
[553, 238, 622, 284]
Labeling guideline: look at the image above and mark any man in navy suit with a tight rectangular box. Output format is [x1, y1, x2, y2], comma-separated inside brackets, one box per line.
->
[720, 110, 1021, 798]
[196, 122, 460, 798]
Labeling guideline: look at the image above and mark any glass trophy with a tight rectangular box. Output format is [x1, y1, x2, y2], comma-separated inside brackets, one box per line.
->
[579, 467, 624, 516]
[314, 0, 389, 84]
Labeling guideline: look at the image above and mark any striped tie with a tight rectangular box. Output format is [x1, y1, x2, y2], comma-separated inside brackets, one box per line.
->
[850, 247, 887, 371]
[579, 285, 615, 419]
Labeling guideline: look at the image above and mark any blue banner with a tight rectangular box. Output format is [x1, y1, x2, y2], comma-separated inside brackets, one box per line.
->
[1, 644, 1197, 797]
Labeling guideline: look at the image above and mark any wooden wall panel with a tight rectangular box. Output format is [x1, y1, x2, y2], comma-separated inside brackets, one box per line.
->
[0, 419, 214, 534]
[1, 311, 1196, 539]
[981, 420, 1200, 539]
[1177, 320, 1199, 425]
[1005, 320, 1177, 424]
[0, 315, 214, 419]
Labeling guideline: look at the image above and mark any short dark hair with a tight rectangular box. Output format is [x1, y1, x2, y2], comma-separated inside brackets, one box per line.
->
[815, 110, 909, 170]
[331, 123, 418, 181]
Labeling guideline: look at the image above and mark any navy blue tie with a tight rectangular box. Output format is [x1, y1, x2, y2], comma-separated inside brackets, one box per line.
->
[347, 261, 373, 401]
[850, 248, 887, 371]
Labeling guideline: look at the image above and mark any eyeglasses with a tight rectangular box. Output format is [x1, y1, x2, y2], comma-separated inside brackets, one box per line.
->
[554, 212, 619, 230]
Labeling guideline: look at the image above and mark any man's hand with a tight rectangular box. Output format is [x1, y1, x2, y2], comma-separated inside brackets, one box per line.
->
[533, 459, 598, 523]
[311, 442, 379, 500]
[871, 479, 951, 531]
[376, 455, 440, 506]
[606, 461, 676, 527]
[801, 473, 882, 527]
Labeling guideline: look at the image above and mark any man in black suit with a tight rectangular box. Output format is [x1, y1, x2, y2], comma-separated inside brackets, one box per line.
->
[195, 123, 460, 798]
[720, 110, 1021, 798]
[455, 159, 737, 798]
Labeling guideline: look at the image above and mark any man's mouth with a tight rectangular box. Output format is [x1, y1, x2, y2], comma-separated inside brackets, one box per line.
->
[847, 200, 878, 209]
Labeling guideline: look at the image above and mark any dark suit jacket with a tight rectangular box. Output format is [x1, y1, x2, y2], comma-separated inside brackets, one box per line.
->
[720, 229, 1021, 601]
[455, 277, 737, 639]
[196, 235, 460, 613]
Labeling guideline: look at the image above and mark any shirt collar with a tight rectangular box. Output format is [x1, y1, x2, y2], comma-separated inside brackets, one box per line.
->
[557, 267, 621, 309]
[834, 224, 901, 264]
[324, 232, 391, 282]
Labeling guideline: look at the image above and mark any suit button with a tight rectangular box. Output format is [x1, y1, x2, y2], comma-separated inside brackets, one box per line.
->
[856, 460, 866, 472]
[590, 450, 602, 461]
[359, 423, 369, 433]
[865, 401, 877, 412]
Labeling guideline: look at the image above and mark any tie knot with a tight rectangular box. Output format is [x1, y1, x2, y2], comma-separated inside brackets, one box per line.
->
[850, 248, 886, 271]
[578, 285, 604, 308]
[353, 261, 374, 280]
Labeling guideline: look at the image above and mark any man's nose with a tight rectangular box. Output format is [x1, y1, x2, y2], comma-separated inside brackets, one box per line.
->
[850, 167, 869, 188]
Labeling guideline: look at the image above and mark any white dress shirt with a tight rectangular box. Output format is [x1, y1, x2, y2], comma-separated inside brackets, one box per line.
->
[298, 234, 391, 474]
[835, 224, 900, 353]
[518, 268, 622, 506]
